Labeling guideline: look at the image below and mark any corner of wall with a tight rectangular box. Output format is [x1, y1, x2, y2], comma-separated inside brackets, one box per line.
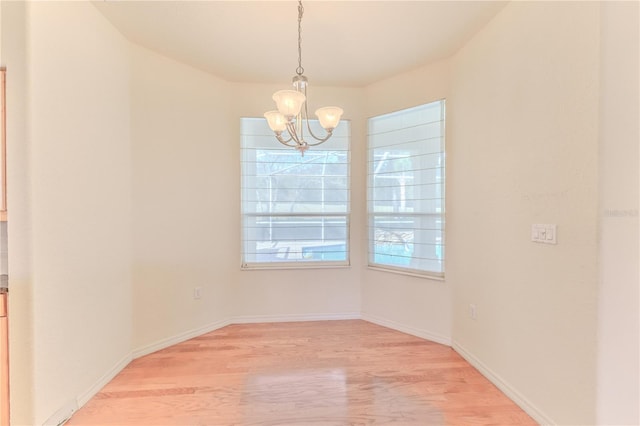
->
[449, 2, 601, 424]
[596, 1, 640, 424]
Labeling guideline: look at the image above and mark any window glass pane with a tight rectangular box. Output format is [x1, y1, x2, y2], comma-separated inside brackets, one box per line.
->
[367, 100, 445, 277]
[241, 118, 350, 268]
[244, 215, 348, 263]
[370, 215, 444, 273]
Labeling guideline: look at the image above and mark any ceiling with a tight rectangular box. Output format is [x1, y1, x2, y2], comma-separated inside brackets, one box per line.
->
[94, 1, 508, 87]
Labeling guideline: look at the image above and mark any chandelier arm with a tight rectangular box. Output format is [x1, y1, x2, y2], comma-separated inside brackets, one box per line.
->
[285, 121, 306, 149]
[274, 131, 295, 147]
[303, 120, 329, 142]
[305, 130, 334, 146]
[301, 102, 333, 144]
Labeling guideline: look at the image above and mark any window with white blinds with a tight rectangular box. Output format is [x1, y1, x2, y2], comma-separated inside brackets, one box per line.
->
[367, 100, 445, 277]
[241, 118, 350, 268]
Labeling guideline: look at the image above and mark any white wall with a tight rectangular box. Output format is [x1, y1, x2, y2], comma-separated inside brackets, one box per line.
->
[26, 3, 133, 424]
[449, 2, 600, 424]
[230, 83, 365, 322]
[597, 2, 639, 424]
[130, 45, 234, 352]
[361, 59, 453, 345]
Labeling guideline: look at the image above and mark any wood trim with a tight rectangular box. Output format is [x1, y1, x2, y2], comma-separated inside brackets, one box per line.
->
[0, 68, 6, 215]
[0, 68, 8, 426]
[0, 293, 9, 426]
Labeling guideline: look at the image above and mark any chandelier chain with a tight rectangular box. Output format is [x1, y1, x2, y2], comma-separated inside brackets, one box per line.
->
[296, 0, 304, 76]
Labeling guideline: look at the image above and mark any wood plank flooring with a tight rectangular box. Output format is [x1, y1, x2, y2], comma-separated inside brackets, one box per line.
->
[66, 320, 537, 425]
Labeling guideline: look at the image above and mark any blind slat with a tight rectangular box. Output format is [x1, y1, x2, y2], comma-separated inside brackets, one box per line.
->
[367, 100, 446, 276]
[241, 117, 351, 267]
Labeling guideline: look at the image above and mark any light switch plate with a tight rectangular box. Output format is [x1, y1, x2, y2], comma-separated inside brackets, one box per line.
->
[532, 224, 557, 244]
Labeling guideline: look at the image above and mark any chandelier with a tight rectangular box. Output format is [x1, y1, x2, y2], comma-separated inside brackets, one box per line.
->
[264, 0, 343, 155]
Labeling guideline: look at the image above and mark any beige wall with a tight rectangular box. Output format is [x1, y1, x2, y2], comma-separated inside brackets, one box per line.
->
[1, 1, 637, 425]
[231, 83, 365, 322]
[130, 45, 235, 352]
[129, 46, 366, 351]
[13, 3, 133, 424]
[597, 2, 639, 424]
[361, 59, 453, 345]
[449, 2, 600, 424]
[29, 3, 133, 423]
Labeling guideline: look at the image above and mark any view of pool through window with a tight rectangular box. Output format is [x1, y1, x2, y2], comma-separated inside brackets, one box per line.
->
[367, 101, 446, 277]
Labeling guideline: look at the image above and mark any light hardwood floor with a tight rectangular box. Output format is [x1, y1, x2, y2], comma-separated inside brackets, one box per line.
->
[67, 320, 536, 425]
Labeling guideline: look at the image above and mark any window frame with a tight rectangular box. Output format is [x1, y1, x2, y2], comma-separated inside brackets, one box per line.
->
[240, 117, 351, 270]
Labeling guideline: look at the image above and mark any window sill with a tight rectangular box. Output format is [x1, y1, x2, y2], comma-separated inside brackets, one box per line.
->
[367, 265, 445, 281]
[241, 262, 351, 272]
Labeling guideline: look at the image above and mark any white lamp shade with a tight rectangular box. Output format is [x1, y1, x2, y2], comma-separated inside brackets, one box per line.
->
[315, 106, 344, 130]
[272, 90, 306, 118]
[264, 111, 288, 132]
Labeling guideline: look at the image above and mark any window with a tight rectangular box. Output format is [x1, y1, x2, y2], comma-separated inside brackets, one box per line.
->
[367, 100, 445, 277]
[241, 118, 350, 268]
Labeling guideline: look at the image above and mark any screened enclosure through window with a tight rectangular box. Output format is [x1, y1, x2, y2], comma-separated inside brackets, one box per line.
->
[367, 100, 445, 277]
[241, 118, 350, 268]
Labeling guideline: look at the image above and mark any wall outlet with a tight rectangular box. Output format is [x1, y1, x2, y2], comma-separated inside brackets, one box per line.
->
[193, 287, 202, 299]
[469, 303, 477, 320]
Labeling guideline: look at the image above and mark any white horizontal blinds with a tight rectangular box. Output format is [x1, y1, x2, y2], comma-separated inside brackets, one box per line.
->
[367, 100, 445, 276]
[241, 118, 350, 267]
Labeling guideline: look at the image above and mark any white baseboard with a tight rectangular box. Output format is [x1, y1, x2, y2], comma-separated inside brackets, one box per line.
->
[131, 314, 360, 361]
[43, 399, 78, 426]
[452, 340, 554, 425]
[132, 318, 232, 359]
[361, 312, 452, 346]
[45, 352, 132, 426]
[231, 312, 361, 324]
[76, 352, 132, 407]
